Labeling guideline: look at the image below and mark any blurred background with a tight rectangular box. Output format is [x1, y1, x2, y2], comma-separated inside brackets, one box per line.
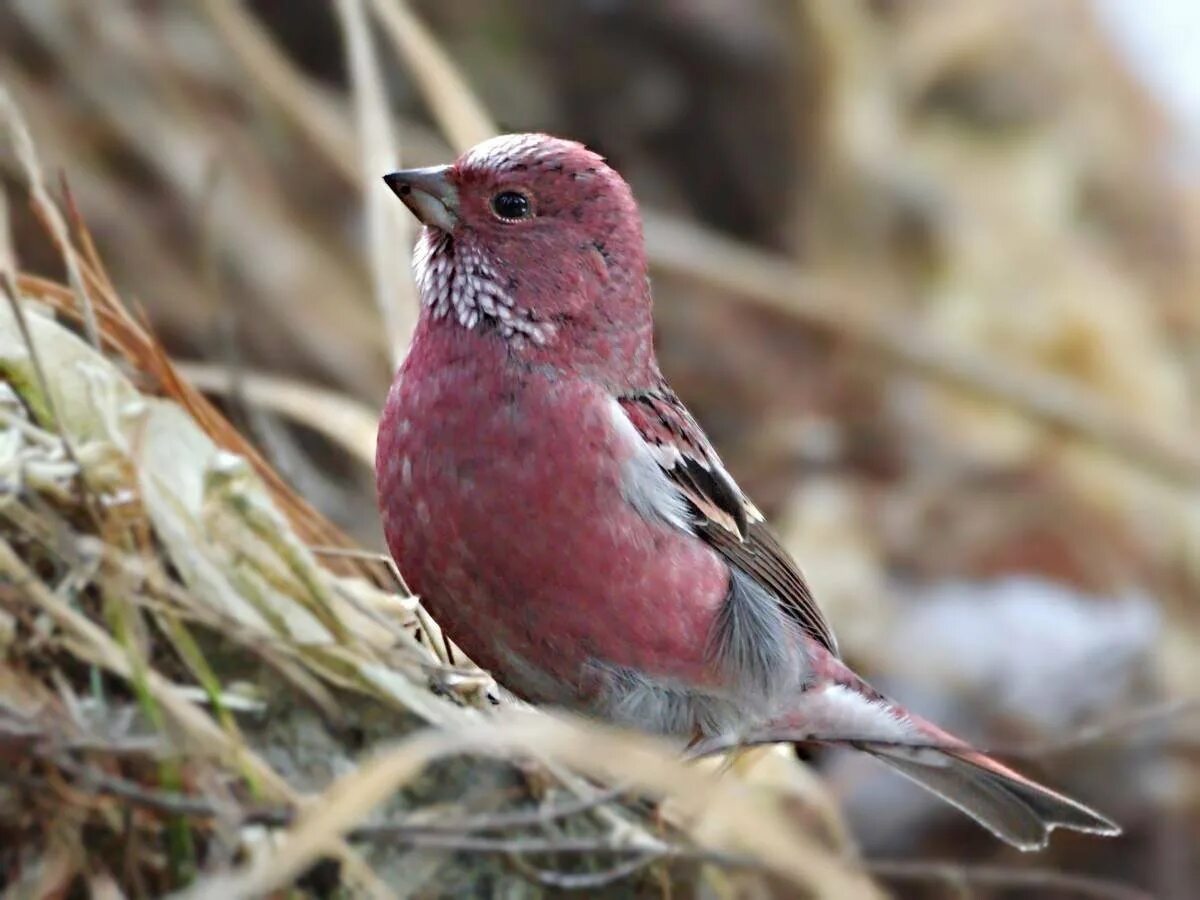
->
[2, 0, 1198, 895]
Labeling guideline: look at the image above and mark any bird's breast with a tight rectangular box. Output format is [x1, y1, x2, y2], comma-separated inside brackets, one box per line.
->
[375, 328, 729, 711]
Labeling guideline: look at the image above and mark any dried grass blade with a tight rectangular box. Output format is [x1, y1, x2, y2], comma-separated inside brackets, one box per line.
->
[334, 0, 417, 363]
[367, 0, 496, 151]
[0, 83, 100, 347]
[197, 0, 358, 183]
[0, 537, 391, 897]
[178, 362, 378, 466]
[179, 713, 880, 900]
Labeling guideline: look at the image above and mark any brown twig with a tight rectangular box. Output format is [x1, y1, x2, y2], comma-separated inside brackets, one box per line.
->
[18, 751, 631, 839]
[999, 697, 1200, 759]
[507, 851, 668, 892]
[12, 752, 730, 889]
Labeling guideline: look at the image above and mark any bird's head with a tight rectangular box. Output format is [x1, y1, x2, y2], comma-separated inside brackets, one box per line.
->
[385, 134, 656, 380]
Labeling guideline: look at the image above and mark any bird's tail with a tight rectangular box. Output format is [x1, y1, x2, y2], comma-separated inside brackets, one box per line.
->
[749, 659, 1120, 850]
[860, 724, 1120, 850]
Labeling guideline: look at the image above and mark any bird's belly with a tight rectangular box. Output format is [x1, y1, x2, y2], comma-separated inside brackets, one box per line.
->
[377, 369, 730, 723]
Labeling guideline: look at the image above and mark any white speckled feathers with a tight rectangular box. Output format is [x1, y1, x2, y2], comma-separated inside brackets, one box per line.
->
[412, 230, 555, 344]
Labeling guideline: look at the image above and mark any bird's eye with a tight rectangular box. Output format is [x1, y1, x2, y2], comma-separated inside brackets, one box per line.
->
[491, 190, 532, 221]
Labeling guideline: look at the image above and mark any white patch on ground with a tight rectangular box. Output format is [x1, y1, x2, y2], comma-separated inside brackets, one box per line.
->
[887, 577, 1159, 730]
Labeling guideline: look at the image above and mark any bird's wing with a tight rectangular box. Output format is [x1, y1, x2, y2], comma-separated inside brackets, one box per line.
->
[618, 385, 839, 656]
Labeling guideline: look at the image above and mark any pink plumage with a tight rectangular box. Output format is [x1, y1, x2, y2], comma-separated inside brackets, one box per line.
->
[376, 133, 1119, 850]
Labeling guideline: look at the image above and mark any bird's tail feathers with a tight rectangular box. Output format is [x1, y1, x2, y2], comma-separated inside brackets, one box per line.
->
[751, 668, 1120, 850]
[862, 735, 1120, 851]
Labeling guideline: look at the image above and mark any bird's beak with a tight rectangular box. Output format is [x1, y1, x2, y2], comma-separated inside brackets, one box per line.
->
[383, 165, 459, 231]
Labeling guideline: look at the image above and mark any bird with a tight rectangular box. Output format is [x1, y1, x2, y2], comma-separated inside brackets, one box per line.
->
[376, 133, 1119, 850]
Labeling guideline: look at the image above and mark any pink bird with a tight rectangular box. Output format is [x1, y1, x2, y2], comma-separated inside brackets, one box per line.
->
[377, 133, 1119, 850]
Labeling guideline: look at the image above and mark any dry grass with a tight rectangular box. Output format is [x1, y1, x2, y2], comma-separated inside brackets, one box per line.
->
[1, 0, 1196, 896]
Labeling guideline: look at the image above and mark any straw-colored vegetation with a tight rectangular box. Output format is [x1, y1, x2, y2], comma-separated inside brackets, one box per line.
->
[1, 0, 1196, 896]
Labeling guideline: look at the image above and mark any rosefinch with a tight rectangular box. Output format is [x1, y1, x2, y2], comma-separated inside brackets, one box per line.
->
[378, 134, 1118, 849]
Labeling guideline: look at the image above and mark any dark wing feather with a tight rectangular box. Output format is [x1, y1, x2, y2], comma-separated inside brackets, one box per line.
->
[618, 386, 840, 656]
[701, 522, 836, 655]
